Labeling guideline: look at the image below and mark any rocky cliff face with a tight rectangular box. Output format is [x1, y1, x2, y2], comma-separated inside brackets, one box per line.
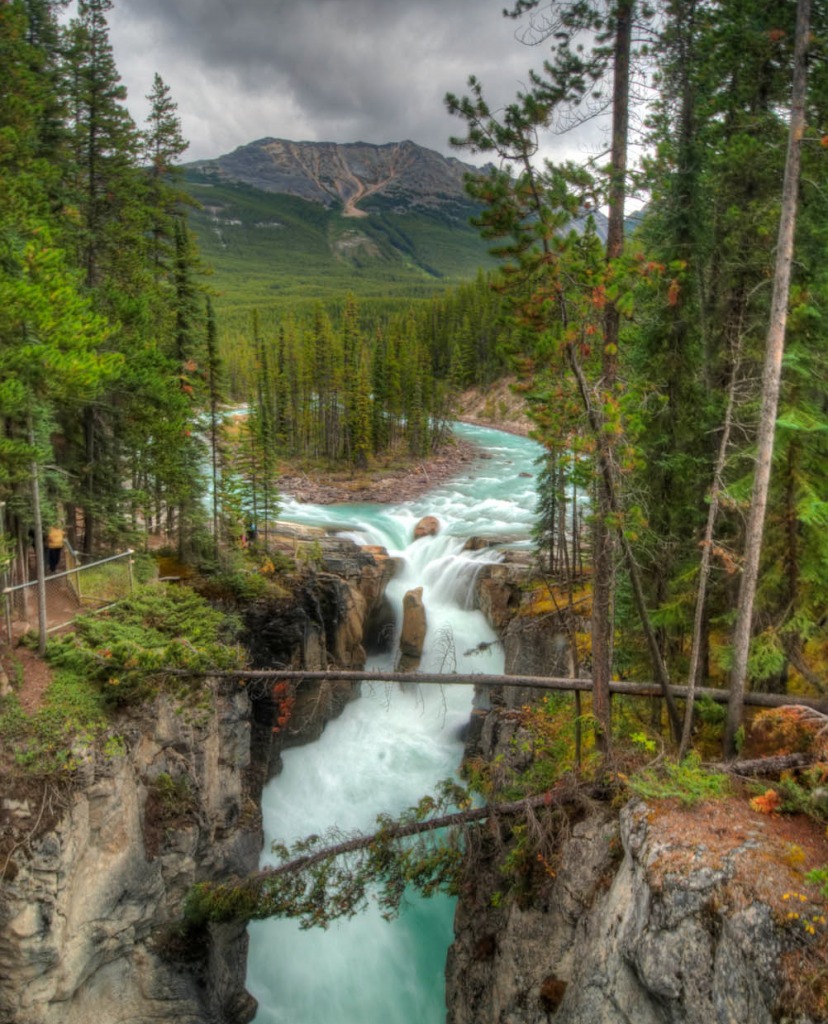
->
[242, 529, 397, 767]
[0, 683, 258, 1024]
[187, 138, 483, 217]
[450, 564, 827, 1024]
[446, 787, 827, 1024]
[0, 537, 397, 1024]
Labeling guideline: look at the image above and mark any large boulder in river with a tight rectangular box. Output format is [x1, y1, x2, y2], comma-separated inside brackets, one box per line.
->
[413, 515, 440, 540]
[398, 587, 427, 671]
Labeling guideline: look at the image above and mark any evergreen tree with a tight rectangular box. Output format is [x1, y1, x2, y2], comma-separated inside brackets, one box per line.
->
[205, 296, 223, 556]
[142, 72, 189, 277]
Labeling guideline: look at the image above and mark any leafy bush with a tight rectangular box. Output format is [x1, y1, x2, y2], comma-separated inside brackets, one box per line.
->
[196, 568, 269, 603]
[748, 767, 828, 823]
[2, 584, 244, 778]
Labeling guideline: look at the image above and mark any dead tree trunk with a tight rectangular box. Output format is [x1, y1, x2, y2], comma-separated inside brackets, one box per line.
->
[725, 0, 811, 756]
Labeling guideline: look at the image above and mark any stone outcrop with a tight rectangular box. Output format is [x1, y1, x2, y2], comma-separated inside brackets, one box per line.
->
[239, 535, 397, 766]
[446, 790, 826, 1024]
[475, 561, 532, 633]
[457, 553, 827, 1024]
[398, 586, 427, 672]
[0, 684, 259, 1024]
[471, 560, 576, 717]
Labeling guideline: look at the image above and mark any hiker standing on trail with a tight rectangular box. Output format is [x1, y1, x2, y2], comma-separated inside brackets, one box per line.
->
[46, 525, 64, 573]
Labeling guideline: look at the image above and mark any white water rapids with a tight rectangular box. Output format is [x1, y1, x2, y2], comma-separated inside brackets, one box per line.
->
[246, 424, 542, 1023]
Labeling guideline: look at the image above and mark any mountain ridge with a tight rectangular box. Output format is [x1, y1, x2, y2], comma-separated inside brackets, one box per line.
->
[182, 138, 497, 316]
[181, 137, 609, 318]
[185, 137, 485, 218]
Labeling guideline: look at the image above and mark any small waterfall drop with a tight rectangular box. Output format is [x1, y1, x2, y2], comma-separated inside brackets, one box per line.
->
[246, 425, 542, 1023]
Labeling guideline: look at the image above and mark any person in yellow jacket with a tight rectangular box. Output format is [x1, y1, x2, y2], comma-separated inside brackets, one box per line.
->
[46, 526, 64, 573]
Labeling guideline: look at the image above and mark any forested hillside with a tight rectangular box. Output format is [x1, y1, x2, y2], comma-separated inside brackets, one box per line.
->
[0, 0, 509, 579]
[183, 169, 494, 316]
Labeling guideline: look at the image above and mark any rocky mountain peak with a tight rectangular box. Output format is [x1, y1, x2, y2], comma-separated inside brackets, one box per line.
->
[186, 138, 484, 217]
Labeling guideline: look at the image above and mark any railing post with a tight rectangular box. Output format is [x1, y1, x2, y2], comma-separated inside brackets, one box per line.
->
[0, 501, 11, 643]
[69, 543, 83, 603]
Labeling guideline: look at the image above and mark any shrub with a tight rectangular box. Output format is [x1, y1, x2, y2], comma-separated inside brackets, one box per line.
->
[47, 583, 244, 707]
[628, 752, 731, 806]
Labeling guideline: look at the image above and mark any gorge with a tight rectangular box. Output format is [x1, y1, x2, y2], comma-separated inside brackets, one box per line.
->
[246, 423, 539, 1022]
[0, 423, 541, 1023]
[2, 423, 826, 1024]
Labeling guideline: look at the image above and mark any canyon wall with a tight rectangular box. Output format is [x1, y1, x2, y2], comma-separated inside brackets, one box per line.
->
[0, 683, 258, 1024]
[3, 539, 821, 1024]
[0, 536, 395, 1024]
[445, 782, 823, 1024]
[446, 563, 825, 1024]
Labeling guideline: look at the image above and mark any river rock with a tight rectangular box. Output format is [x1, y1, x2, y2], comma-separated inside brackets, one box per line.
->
[413, 515, 440, 540]
[398, 587, 427, 671]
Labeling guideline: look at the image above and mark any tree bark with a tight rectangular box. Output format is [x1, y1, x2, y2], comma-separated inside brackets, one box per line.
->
[567, 345, 683, 740]
[725, 0, 811, 756]
[187, 667, 828, 711]
[680, 342, 741, 757]
[591, 0, 633, 753]
[232, 788, 592, 896]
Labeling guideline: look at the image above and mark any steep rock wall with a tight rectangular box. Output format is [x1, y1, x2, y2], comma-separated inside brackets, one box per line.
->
[241, 539, 397, 773]
[456, 561, 825, 1024]
[0, 684, 258, 1024]
[446, 789, 824, 1024]
[1, 541, 397, 1024]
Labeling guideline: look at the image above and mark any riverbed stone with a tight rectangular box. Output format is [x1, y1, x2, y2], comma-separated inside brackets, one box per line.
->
[398, 587, 427, 671]
[413, 515, 440, 540]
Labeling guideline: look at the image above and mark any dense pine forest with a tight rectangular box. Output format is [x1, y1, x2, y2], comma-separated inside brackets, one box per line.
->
[0, 0, 512, 566]
[441, 0, 828, 754]
[1, 0, 827, 752]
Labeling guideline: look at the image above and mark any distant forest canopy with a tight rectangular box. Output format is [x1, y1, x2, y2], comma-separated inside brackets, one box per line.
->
[181, 156, 500, 320]
[1, 0, 827, 742]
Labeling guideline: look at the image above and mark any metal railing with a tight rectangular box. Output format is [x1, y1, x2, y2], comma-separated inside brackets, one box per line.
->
[2, 547, 134, 642]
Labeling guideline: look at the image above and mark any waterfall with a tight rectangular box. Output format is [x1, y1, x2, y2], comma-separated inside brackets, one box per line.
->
[246, 425, 541, 1023]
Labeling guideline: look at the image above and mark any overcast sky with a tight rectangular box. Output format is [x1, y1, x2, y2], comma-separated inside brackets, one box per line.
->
[105, 0, 610, 167]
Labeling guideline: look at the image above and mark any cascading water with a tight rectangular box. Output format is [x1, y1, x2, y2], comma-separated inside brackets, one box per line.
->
[246, 424, 542, 1023]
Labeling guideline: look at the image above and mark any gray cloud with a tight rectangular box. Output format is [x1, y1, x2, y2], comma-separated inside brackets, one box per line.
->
[106, 0, 606, 164]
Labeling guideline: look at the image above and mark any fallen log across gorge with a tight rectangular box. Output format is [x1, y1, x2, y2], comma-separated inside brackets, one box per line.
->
[169, 667, 828, 712]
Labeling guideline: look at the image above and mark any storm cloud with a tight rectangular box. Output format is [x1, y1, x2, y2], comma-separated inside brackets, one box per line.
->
[106, 0, 604, 164]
